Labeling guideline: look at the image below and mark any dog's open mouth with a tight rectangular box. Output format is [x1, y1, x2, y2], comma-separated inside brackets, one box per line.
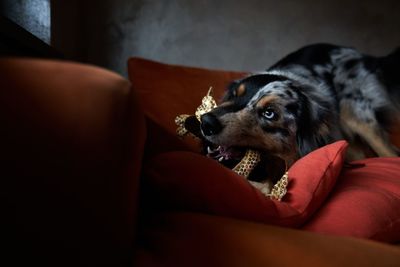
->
[206, 145, 244, 162]
[204, 143, 266, 180]
[204, 142, 286, 183]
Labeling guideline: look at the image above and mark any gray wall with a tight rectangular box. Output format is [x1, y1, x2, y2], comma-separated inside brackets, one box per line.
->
[1, 0, 51, 43]
[52, 0, 400, 76]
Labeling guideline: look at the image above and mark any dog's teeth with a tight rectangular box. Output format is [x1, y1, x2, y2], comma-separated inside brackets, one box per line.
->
[207, 146, 213, 154]
[218, 157, 224, 162]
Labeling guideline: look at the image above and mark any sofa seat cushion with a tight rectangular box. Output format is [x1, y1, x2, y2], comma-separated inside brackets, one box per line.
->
[135, 212, 400, 267]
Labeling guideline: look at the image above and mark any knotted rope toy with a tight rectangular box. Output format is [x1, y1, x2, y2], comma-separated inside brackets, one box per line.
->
[175, 87, 288, 200]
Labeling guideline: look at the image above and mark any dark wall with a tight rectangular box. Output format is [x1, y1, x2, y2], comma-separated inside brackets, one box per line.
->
[52, 0, 400, 76]
[51, 0, 106, 63]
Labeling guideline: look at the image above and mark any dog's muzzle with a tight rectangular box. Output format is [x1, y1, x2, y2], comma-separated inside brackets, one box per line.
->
[200, 113, 223, 136]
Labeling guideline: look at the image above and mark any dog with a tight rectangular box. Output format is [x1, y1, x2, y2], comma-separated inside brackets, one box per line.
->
[200, 43, 400, 182]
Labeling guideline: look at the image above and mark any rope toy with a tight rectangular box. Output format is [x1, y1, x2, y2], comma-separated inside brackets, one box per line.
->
[175, 87, 288, 200]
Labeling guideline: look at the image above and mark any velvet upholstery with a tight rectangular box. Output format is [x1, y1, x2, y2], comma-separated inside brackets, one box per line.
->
[127, 57, 246, 154]
[129, 57, 400, 243]
[143, 141, 348, 227]
[304, 157, 400, 242]
[2, 57, 400, 266]
[0, 58, 146, 266]
[135, 212, 400, 267]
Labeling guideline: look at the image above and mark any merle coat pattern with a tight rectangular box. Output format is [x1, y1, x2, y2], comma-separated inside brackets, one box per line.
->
[200, 44, 400, 168]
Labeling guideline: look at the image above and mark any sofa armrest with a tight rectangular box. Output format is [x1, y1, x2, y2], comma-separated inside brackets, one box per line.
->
[0, 58, 146, 266]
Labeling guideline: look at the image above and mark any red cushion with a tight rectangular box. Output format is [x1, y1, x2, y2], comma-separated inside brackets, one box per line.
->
[128, 57, 246, 154]
[303, 157, 400, 242]
[144, 141, 348, 227]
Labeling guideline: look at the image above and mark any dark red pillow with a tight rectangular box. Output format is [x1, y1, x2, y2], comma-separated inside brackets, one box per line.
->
[303, 157, 400, 242]
[128, 57, 246, 154]
[144, 141, 348, 227]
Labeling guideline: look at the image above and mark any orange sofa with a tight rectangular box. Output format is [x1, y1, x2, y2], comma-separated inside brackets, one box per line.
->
[1, 57, 400, 267]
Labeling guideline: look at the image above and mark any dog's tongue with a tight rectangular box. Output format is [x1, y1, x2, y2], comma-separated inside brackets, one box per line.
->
[207, 145, 244, 161]
[218, 146, 243, 159]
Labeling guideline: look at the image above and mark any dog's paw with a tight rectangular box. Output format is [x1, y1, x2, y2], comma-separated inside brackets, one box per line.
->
[249, 180, 273, 196]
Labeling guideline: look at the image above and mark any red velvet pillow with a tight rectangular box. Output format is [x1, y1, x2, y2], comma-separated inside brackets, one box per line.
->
[303, 157, 400, 242]
[128, 57, 247, 155]
[144, 141, 348, 227]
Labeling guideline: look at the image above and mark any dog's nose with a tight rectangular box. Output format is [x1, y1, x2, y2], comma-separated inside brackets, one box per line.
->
[200, 113, 223, 136]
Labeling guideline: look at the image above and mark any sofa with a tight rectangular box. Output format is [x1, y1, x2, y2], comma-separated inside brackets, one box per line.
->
[1, 57, 400, 266]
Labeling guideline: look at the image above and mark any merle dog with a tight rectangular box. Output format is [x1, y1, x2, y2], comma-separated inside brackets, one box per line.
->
[200, 44, 400, 178]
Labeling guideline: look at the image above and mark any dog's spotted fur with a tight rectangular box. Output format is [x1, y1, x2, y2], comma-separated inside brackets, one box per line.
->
[201, 44, 400, 167]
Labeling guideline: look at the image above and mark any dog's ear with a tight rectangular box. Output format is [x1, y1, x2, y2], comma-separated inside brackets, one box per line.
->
[295, 89, 335, 157]
[222, 79, 242, 101]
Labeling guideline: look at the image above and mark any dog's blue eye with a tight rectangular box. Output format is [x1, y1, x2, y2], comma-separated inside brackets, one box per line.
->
[262, 109, 276, 120]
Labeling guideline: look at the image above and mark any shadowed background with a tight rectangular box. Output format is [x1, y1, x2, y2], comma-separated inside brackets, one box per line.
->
[2, 0, 400, 76]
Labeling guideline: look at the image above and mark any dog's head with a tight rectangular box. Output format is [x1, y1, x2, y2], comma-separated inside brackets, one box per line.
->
[200, 74, 335, 164]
